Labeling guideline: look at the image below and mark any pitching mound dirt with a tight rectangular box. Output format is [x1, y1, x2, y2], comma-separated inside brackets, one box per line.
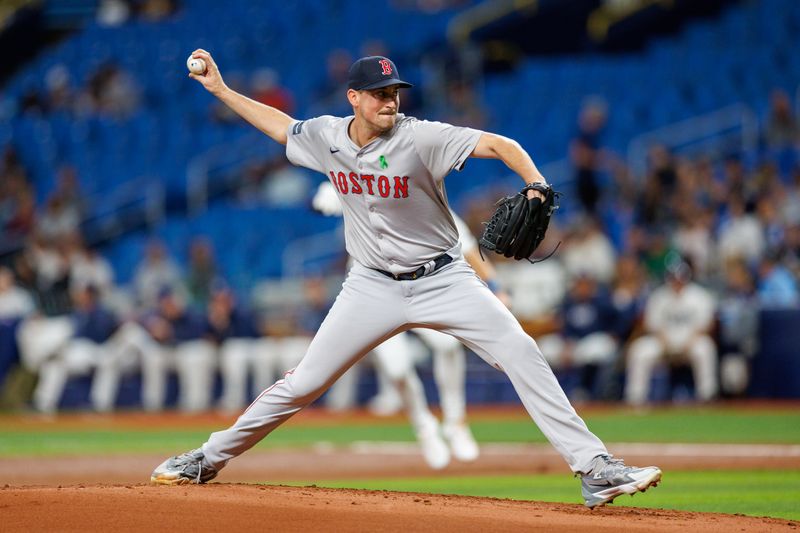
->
[2, 484, 797, 532]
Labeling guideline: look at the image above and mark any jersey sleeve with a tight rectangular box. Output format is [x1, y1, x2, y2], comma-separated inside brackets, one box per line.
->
[285, 115, 335, 173]
[412, 120, 483, 179]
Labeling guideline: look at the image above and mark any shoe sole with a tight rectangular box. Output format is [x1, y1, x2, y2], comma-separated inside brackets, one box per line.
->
[150, 475, 195, 486]
[585, 468, 662, 509]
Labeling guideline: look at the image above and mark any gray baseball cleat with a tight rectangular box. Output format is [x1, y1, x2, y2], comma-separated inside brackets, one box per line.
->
[150, 448, 218, 485]
[580, 454, 661, 509]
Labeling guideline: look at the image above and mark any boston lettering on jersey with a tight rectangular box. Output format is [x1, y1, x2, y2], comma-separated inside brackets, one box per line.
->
[328, 170, 410, 199]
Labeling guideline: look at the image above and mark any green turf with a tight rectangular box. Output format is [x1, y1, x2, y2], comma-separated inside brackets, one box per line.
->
[1, 407, 799, 456]
[299, 470, 800, 521]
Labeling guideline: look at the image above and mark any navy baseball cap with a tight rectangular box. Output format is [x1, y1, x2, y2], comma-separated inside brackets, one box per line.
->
[347, 56, 412, 91]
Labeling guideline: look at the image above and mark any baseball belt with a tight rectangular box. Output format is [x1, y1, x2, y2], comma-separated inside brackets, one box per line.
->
[374, 253, 453, 281]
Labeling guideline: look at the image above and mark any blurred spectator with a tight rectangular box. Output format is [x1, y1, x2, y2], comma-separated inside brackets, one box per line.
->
[0, 267, 34, 321]
[251, 68, 294, 115]
[15, 306, 75, 389]
[636, 145, 677, 228]
[133, 239, 184, 309]
[186, 237, 217, 311]
[19, 86, 46, 115]
[780, 169, 800, 225]
[69, 239, 115, 296]
[440, 80, 487, 129]
[757, 252, 800, 308]
[493, 225, 567, 322]
[279, 276, 347, 410]
[32, 286, 120, 413]
[0, 267, 34, 388]
[391, 0, 470, 11]
[82, 64, 141, 119]
[37, 194, 81, 243]
[44, 64, 75, 114]
[675, 158, 713, 211]
[720, 156, 757, 204]
[137, 0, 178, 21]
[21, 236, 73, 316]
[639, 229, 679, 282]
[625, 260, 718, 405]
[293, 276, 330, 337]
[717, 195, 765, 265]
[672, 207, 715, 281]
[651, 145, 677, 190]
[52, 165, 87, 217]
[140, 289, 216, 412]
[1, 149, 34, 239]
[260, 160, 311, 206]
[207, 283, 257, 411]
[764, 88, 799, 149]
[211, 71, 247, 125]
[570, 98, 608, 214]
[717, 260, 759, 396]
[1, 145, 27, 179]
[784, 223, 800, 277]
[538, 274, 620, 402]
[313, 48, 353, 117]
[88, 317, 161, 412]
[561, 215, 616, 285]
[206, 282, 288, 412]
[97, 0, 132, 27]
[756, 196, 786, 258]
[610, 254, 650, 347]
[4, 189, 36, 240]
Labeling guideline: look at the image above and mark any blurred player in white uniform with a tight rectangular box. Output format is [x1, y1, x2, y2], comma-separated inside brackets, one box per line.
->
[313, 181, 508, 467]
[625, 261, 718, 405]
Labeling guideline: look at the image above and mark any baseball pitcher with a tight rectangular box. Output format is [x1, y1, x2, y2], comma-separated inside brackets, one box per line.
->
[151, 51, 662, 508]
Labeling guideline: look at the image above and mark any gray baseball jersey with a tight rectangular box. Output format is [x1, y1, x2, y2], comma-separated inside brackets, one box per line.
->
[286, 114, 481, 274]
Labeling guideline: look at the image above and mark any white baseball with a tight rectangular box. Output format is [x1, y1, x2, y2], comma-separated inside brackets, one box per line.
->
[186, 56, 206, 75]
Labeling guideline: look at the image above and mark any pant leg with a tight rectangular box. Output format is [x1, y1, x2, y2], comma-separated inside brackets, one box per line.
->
[219, 338, 254, 412]
[16, 316, 74, 372]
[33, 338, 97, 413]
[416, 328, 468, 427]
[534, 333, 566, 369]
[372, 334, 436, 434]
[372, 333, 416, 381]
[92, 322, 150, 412]
[174, 339, 217, 412]
[686, 335, 718, 401]
[251, 337, 282, 393]
[625, 335, 664, 406]
[33, 359, 69, 413]
[277, 337, 311, 371]
[325, 363, 363, 411]
[202, 263, 408, 470]
[573, 333, 618, 366]
[408, 260, 607, 473]
[141, 344, 171, 412]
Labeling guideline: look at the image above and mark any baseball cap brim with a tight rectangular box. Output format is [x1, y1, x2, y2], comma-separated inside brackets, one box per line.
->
[355, 78, 413, 90]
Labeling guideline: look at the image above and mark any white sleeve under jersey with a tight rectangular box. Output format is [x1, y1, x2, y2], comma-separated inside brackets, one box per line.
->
[451, 211, 478, 255]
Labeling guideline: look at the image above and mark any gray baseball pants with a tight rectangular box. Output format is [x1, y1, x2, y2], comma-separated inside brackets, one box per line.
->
[202, 258, 607, 473]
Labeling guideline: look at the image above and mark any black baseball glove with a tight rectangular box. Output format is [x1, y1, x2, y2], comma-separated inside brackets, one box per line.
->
[478, 182, 559, 262]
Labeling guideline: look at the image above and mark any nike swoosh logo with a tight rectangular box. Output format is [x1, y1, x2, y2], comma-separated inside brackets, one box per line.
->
[330, 147, 340, 153]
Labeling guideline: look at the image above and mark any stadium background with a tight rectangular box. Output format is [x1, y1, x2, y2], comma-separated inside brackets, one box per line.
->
[1, 0, 799, 530]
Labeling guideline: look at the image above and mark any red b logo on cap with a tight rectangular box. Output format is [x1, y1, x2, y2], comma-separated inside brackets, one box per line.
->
[379, 59, 392, 75]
